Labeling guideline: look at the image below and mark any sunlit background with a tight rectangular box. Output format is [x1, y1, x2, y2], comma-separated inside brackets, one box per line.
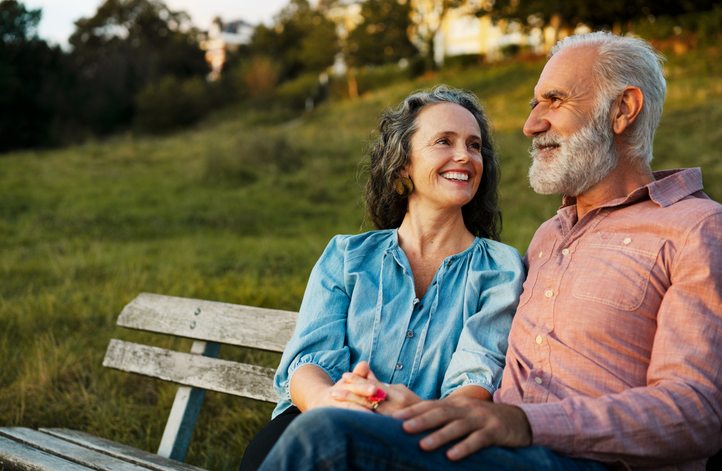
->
[1, 1, 721, 470]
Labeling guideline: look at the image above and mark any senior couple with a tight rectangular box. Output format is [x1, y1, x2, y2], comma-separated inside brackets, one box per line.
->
[241, 32, 722, 471]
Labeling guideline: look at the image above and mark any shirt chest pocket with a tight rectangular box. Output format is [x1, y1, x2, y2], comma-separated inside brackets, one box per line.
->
[570, 233, 666, 311]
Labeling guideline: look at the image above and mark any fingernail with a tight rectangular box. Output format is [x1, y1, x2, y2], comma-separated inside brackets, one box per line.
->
[448, 448, 460, 459]
[420, 436, 435, 447]
[405, 419, 418, 430]
[331, 390, 340, 397]
[342, 372, 352, 379]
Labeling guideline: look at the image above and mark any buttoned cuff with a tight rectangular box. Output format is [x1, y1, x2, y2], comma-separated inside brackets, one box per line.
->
[518, 402, 575, 453]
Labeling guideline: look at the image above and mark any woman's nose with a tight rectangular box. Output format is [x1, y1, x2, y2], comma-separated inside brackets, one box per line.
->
[454, 145, 471, 162]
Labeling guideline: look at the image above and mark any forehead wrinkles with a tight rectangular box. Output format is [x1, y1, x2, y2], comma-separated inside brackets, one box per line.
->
[537, 46, 600, 96]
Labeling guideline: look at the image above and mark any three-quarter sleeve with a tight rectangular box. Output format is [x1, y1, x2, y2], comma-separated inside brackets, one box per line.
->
[272, 236, 353, 415]
[441, 242, 525, 398]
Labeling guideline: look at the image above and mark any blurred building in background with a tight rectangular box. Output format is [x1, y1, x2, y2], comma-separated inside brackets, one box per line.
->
[419, 0, 562, 65]
[201, 17, 253, 80]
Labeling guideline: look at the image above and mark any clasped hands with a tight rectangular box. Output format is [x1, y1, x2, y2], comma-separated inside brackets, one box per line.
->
[322, 361, 533, 461]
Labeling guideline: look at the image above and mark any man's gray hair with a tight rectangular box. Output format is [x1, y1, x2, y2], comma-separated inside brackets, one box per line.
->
[550, 32, 667, 164]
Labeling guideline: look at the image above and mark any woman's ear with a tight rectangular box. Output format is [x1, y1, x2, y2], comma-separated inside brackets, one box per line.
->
[612, 86, 644, 135]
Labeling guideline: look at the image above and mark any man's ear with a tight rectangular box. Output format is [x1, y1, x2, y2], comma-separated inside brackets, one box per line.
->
[612, 86, 644, 135]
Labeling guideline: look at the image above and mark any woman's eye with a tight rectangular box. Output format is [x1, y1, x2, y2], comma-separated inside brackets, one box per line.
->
[437, 138, 450, 145]
[468, 142, 481, 150]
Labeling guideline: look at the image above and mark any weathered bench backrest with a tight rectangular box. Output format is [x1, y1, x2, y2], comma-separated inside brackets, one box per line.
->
[102, 293, 298, 462]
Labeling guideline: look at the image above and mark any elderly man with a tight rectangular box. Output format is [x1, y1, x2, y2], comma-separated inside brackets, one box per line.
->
[256, 32, 722, 471]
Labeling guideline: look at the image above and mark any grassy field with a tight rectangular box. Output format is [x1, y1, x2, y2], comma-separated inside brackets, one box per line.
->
[1, 44, 721, 470]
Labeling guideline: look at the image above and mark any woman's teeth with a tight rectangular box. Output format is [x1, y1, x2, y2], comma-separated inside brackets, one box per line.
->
[442, 172, 469, 181]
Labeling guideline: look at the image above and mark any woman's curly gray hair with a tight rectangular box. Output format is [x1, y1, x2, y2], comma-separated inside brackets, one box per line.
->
[363, 85, 502, 241]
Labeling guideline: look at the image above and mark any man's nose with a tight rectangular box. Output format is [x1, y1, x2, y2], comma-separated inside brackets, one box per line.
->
[523, 107, 550, 137]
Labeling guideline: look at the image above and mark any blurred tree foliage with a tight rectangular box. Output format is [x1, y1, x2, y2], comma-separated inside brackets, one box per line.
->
[489, 0, 722, 32]
[347, 0, 418, 67]
[409, 0, 464, 70]
[0, 0, 69, 152]
[248, 0, 338, 82]
[0, 0, 211, 151]
[67, 0, 209, 135]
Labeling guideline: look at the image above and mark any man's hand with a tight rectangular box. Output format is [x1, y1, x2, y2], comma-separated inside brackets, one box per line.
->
[392, 396, 532, 461]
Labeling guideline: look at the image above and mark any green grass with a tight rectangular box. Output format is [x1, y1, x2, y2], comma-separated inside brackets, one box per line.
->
[1, 45, 721, 470]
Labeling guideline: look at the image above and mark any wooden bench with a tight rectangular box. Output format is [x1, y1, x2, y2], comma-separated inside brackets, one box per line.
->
[0, 292, 298, 471]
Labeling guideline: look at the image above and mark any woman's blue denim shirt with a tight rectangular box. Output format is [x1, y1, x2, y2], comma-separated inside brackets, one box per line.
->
[272, 229, 525, 418]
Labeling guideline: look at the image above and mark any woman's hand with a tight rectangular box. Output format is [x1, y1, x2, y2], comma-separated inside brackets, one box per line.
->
[310, 381, 378, 412]
[289, 364, 377, 413]
[333, 361, 423, 415]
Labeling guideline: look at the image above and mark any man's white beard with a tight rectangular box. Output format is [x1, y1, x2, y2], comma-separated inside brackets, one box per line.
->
[528, 106, 617, 197]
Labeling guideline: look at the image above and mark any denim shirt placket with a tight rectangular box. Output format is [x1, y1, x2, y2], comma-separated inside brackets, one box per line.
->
[378, 244, 449, 388]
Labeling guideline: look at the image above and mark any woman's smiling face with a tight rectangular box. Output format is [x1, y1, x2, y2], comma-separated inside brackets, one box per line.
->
[402, 102, 484, 212]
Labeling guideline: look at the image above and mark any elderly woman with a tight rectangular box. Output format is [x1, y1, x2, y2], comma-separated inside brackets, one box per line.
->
[240, 86, 524, 470]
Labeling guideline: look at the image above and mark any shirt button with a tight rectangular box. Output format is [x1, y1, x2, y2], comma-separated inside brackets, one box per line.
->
[535, 377, 543, 384]
[406, 330, 414, 338]
[545, 289, 554, 298]
[395, 363, 403, 370]
[535, 335, 543, 345]
[561, 248, 569, 255]
[623, 238, 632, 245]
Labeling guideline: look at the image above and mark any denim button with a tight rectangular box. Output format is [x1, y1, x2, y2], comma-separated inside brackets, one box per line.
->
[406, 330, 413, 338]
[396, 363, 403, 370]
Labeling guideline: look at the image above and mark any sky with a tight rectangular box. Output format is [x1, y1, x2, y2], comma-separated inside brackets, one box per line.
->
[25, 0, 294, 46]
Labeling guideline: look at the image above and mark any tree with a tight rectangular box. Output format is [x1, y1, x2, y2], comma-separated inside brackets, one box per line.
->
[409, 0, 465, 69]
[347, 0, 418, 67]
[0, 0, 69, 152]
[67, 0, 208, 134]
[249, 0, 338, 82]
[0, 0, 38, 43]
[488, 0, 722, 34]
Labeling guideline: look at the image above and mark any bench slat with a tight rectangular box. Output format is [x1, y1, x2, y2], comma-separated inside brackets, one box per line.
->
[0, 428, 155, 471]
[39, 429, 205, 471]
[0, 434, 94, 471]
[103, 339, 278, 402]
[117, 293, 298, 352]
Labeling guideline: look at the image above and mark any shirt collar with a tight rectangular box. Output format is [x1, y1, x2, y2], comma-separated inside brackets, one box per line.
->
[560, 168, 704, 210]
